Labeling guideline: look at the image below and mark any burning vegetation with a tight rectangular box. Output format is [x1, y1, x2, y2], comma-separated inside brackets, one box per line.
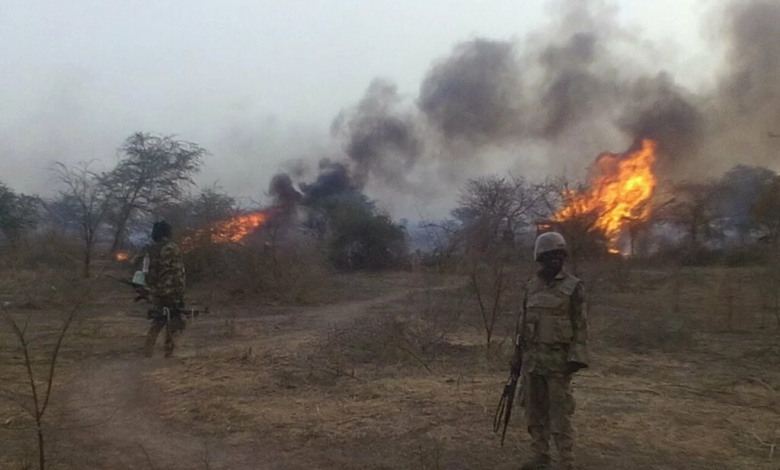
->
[181, 210, 277, 251]
[554, 139, 658, 254]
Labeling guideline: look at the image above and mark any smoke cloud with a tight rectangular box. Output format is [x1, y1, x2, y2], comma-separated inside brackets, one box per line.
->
[331, 79, 422, 189]
[619, 73, 705, 166]
[419, 39, 522, 144]
[271, 0, 780, 215]
[269, 173, 302, 207]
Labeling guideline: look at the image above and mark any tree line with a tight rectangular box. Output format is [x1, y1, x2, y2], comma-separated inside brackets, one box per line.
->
[1, 132, 209, 277]
[0, 132, 408, 278]
[423, 164, 780, 268]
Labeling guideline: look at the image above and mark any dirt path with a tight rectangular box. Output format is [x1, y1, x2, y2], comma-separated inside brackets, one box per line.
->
[56, 283, 456, 469]
[58, 357, 277, 470]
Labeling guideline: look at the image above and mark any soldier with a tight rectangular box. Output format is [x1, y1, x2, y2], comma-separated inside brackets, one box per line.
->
[511, 232, 588, 470]
[143, 220, 187, 358]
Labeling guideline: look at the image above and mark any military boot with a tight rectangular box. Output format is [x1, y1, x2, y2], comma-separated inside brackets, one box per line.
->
[520, 456, 551, 470]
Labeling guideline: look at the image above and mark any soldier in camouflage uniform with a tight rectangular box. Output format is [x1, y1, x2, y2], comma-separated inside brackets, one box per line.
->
[511, 232, 588, 470]
[143, 221, 187, 358]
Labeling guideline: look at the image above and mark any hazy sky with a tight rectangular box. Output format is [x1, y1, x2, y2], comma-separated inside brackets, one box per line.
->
[1, 0, 710, 213]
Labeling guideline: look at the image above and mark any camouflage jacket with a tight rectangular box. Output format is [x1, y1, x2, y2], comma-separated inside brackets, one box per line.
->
[145, 240, 186, 306]
[518, 270, 588, 375]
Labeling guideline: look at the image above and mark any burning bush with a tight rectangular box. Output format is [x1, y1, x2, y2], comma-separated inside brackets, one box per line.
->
[553, 139, 658, 255]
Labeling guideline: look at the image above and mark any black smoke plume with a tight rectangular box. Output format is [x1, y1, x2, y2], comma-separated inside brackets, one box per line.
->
[331, 79, 421, 188]
[269, 173, 302, 207]
[271, 0, 780, 210]
[419, 39, 522, 143]
[619, 73, 704, 165]
[534, 32, 608, 140]
[299, 161, 357, 206]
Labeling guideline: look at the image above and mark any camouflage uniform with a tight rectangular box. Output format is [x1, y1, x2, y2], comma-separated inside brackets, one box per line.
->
[519, 270, 588, 469]
[143, 240, 187, 357]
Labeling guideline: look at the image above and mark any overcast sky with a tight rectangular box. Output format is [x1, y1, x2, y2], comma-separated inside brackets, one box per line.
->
[1, 0, 710, 214]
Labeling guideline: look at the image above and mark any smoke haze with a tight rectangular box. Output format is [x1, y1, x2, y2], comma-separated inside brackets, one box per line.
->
[2, 0, 779, 219]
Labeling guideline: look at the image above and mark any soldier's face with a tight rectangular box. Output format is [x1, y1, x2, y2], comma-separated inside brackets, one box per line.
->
[538, 251, 565, 273]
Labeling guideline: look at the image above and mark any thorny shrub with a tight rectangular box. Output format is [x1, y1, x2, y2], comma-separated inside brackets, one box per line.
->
[182, 238, 331, 304]
[1, 231, 83, 273]
[303, 288, 468, 383]
[0, 236, 89, 310]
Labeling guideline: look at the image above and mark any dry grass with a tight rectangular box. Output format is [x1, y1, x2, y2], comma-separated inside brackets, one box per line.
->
[2, 263, 780, 469]
[143, 265, 780, 470]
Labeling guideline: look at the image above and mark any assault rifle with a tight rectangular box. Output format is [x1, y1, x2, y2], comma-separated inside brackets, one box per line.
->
[147, 306, 210, 321]
[493, 367, 521, 446]
[493, 320, 525, 446]
[107, 274, 211, 320]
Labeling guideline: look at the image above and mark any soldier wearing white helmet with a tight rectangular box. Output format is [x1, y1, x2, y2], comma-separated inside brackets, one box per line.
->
[511, 231, 589, 470]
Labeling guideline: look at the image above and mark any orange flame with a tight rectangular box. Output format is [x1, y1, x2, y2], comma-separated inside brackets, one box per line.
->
[208, 212, 269, 244]
[115, 252, 130, 261]
[554, 139, 657, 254]
[182, 210, 276, 251]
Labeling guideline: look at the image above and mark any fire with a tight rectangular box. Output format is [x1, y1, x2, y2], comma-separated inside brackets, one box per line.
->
[115, 252, 130, 261]
[182, 210, 277, 250]
[554, 139, 658, 254]
[208, 212, 269, 244]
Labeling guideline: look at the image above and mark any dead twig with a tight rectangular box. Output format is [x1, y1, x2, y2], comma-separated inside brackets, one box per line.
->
[1, 269, 101, 470]
[748, 377, 778, 396]
[394, 343, 432, 372]
[751, 432, 777, 459]
[139, 444, 158, 470]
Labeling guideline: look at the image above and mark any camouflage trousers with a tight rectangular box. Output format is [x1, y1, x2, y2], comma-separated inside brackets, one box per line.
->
[524, 372, 575, 468]
[144, 312, 186, 358]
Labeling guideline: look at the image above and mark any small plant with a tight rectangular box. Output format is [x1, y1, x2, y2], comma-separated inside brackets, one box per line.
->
[1, 283, 93, 470]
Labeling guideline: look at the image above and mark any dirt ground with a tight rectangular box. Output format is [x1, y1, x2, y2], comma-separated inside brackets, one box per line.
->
[2, 264, 780, 470]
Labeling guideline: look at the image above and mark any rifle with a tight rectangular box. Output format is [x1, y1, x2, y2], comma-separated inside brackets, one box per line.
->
[147, 306, 210, 320]
[493, 309, 526, 446]
[493, 366, 521, 446]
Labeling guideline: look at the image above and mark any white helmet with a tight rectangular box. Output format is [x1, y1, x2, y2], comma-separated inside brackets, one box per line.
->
[534, 231, 567, 261]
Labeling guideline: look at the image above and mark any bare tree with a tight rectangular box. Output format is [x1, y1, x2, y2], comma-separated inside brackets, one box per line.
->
[536, 177, 607, 273]
[453, 174, 542, 251]
[47, 161, 112, 278]
[101, 132, 206, 253]
[453, 175, 540, 349]
[1, 284, 93, 470]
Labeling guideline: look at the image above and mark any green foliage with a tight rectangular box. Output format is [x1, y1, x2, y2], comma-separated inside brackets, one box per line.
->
[101, 132, 206, 251]
[313, 194, 407, 271]
[0, 182, 39, 241]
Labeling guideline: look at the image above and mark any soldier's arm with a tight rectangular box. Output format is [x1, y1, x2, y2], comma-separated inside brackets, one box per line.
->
[567, 281, 589, 369]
